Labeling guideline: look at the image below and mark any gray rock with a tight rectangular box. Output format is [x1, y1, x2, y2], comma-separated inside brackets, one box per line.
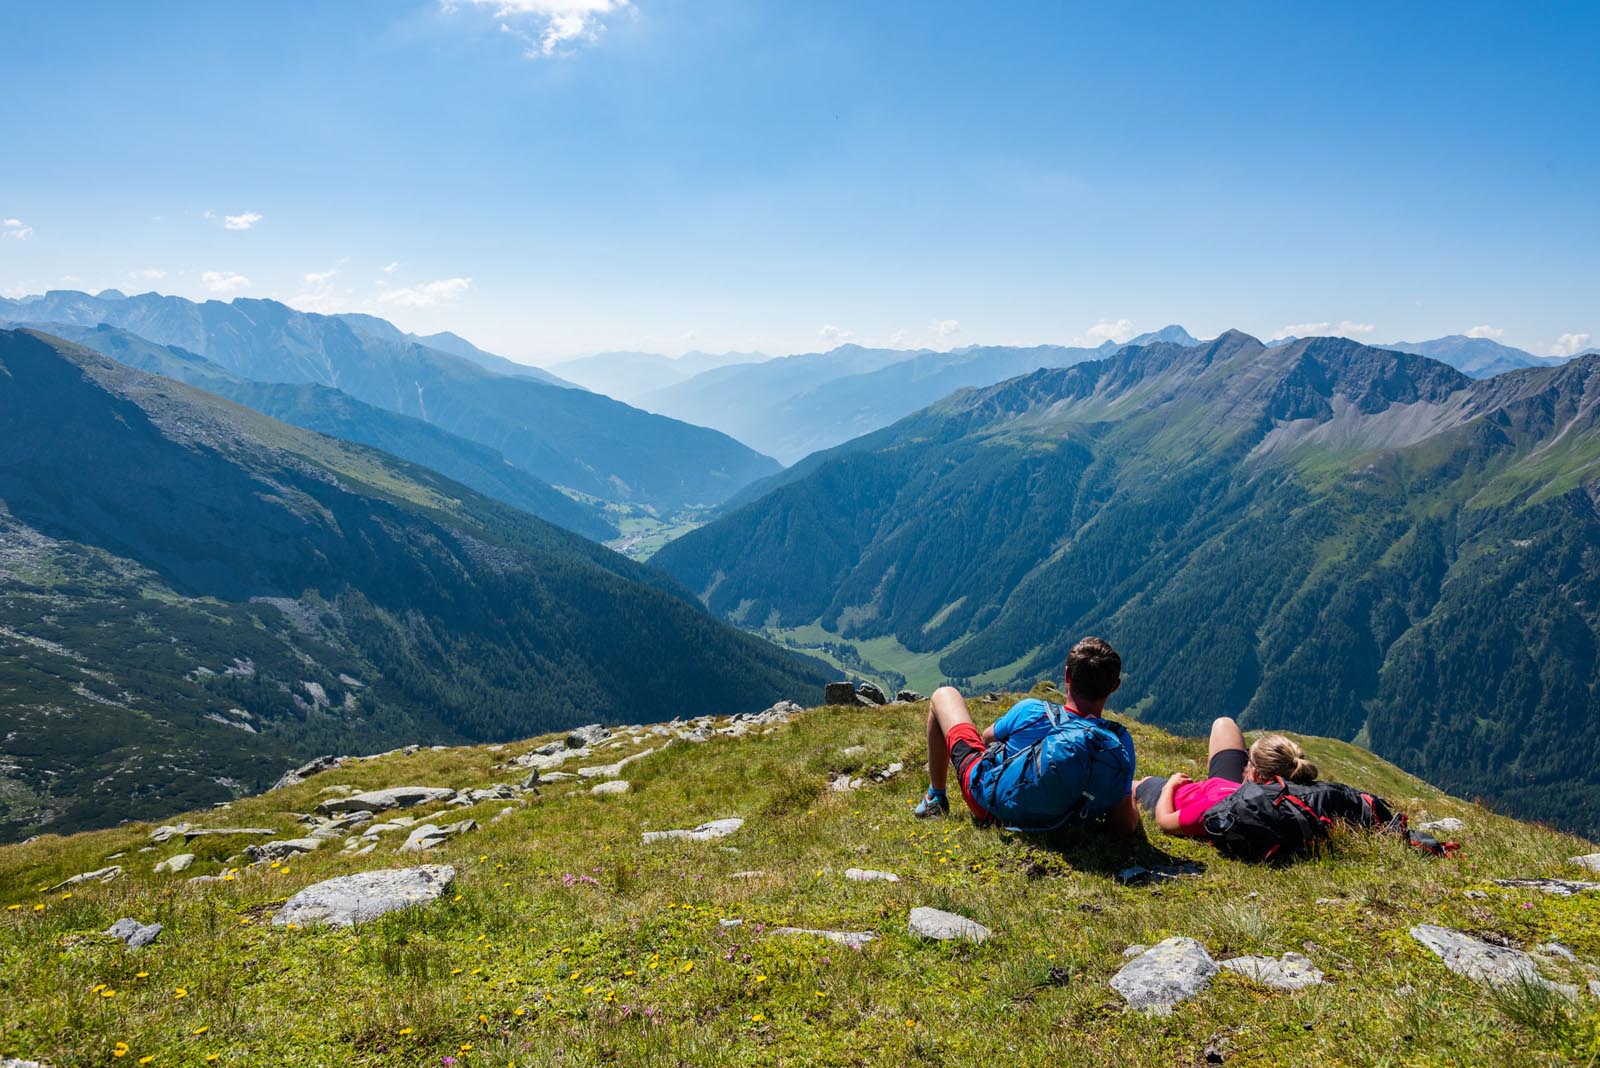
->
[271, 755, 342, 791]
[824, 681, 869, 707]
[104, 918, 163, 949]
[591, 780, 630, 796]
[153, 853, 195, 874]
[515, 748, 587, 772]
[895, 690, 927, 703]
[539, 771, 576, 783]
[642, 817, 744, 844]
[844, 868, 900, 883]
[316, 786, 456, 815]
[855, 682, 888, 705]
[1536, 942, 1578, 962]
[1122, 944, 1148, 958]
[871, 762, 906, 782]
[829, 774, 863, 793]
[520, 768, 542, 790]
[1493, 878, 1600, 896]
[149, 823, 275, 843]
[908, 906, 991, 943]
[45, 865, 123, 892]
[246, 837, 322, 862]
[397, 819, 478, 853]
[1110, 937, 1219, 1013]
[1570, 853, 1600, 873]
[770, 926, 876, 948]
[1591, 980, 1600, 1001]
[1220, 952, 1324, 990]
[578, 746, 656, 779]
[1411, 925, 1547, 988]
[1417, 817, 1466, 834]
[533, 741, 565, 757]
[840, 745, 867, 759]
[272, 864, 456, 927]
[728, 870, 766, 879]
[1, 1058, 44, 1067]
[566, 724, 612, 749]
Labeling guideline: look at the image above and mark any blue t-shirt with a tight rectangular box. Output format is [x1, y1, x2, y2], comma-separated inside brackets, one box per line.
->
[981, 697, 1136, 780]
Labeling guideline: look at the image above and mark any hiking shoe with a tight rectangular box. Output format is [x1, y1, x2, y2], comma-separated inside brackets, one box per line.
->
[912, 789, 949, 818]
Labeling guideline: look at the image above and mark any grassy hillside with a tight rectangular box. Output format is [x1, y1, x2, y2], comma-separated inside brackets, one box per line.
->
[2, 689, 1596, 1067]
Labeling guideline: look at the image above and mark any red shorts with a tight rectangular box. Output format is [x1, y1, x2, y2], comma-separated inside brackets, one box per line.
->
[946, 722, 992, 820]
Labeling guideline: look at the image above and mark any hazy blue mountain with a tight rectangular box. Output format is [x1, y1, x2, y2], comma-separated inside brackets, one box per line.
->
[0, 290, 778, 511]
[333, 312, 575, 387]
[1383, 335, 1568, 378]
[550, 349, 772, 403]
[0, 328, 827, 840]
[654, 332, 1600, 834]
[19, 321, 616, 539]
[632, 328, 1202, 464]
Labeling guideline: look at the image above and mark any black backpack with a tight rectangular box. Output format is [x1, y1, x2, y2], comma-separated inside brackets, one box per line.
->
[1201, 779, 1402, 863]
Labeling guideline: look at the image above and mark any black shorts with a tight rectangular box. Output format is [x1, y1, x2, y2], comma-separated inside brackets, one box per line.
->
[1135, 748, 1248, 813]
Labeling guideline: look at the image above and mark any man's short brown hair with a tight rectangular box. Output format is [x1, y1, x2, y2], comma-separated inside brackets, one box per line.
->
[1066, 636, 1121, 701]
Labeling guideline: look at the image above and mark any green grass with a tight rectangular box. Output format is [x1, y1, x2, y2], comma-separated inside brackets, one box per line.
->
[2, 690, 1598, 1067]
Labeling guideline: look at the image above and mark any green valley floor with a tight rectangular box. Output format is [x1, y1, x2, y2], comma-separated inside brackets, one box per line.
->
[2, 690, 1598, 1067]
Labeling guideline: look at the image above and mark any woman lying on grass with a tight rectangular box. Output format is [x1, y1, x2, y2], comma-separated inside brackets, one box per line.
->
[1133, 716, 1317, 838]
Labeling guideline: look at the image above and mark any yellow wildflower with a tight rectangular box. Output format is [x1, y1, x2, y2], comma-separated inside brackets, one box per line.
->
[102, 988, 117, 998]
[398, 1027, 414, 1036]
[513, 1008, 525, 1017]
[174, 988, 188, 998]
[139, 1058, 155, 1065]
[33, 904, 44, 912]
[192, 1025, 208, 1035]
[681, 962, 694, 973]
[135, 972, 148, 979]
[478, 1014, 488, 1024]
[751, 1013, 765, 1022]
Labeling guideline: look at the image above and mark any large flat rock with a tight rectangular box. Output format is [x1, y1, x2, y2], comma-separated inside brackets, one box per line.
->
[1410, 924, 1571, 994]
[642, 818, 743, 843]
[1219, 952, 1323, 990]
[908, 906, 991, 942]
[1111, 937, 1219, 1013]
[316, 787, 456, 815]
[272, 865, 457, 927]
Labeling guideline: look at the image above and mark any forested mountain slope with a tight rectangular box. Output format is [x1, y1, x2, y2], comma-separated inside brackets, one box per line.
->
[15, 321, 615, 539]
[654, 332, 1600, 834]
[0, 329, 827, 841]
[0, 291, 778, 511]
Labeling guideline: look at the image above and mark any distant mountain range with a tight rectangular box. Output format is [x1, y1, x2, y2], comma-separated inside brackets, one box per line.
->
[654, 332, 1600, 835]
[19, 321, 615, 539]
[632, 327, 1203, 464]
[0, 290, 778, 513]
[0, 328, 828, 840]
[549, 349, 771, 404]
[1379, 335, 1573, 378]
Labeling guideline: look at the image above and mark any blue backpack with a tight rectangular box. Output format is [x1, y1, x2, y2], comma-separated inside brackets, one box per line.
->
[972, 703, 1134, 833]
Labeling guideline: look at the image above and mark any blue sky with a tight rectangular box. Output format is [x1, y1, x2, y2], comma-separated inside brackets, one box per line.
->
[1, 1, 1595, 361]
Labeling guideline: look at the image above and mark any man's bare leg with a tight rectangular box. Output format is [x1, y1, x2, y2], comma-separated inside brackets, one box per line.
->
[926, 686, 976, 792]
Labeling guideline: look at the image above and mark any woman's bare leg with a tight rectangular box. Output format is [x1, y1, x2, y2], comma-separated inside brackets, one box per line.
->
[1209, 716, 1246, 761]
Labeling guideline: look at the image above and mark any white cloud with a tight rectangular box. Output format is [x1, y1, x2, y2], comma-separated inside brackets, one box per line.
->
[1, 218, 32, 240]
[304, 267, 339, 285]
[382, 261, 400, 274]
[888, 329, 907, 347]
[376, 276, 473, 308]
[1, 284, 35, 299]
[818, 324, 856, 345]
[130, 268, 167, 281]
[449, 0, 630, 57]
[222, 211, 263, 231]
[931, 319, 961, 340]
[1083, 318, 1135, 344]
[200, 270, 251, 294]
[1271, 320, 1376, 340]
[1465, 324, 1504, 340]
[1551, 332, 1592, 358]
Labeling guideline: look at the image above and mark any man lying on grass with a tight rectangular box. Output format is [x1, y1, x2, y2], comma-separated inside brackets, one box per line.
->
[914, 636, 1139, 835]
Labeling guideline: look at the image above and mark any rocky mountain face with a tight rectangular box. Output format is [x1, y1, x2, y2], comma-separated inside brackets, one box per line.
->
[654, 332, 1600, 835]
[0, 329, 828, 841]
[0, 291, 779, 512]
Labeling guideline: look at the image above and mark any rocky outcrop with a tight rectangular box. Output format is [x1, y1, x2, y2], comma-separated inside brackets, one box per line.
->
[272, 865, 457, 927]
[271, 755, 342, 792]
[397, 820, 478, 852]
[315, 787, 455, 815]
[1111, 937, 1219, 1012]
[153, 853, 195, 874]
[844, 868, 900, 883]
[45, 866, 122, 892]
[770, 926, 876, 948]
[104, 918, 162, 949]
[149, 824, 274, 843]
[1411, 924, 1578, 996]
[1219, 952, 1323, 990]
[908, 907, 991, 943]
[642, 818, 743, 843]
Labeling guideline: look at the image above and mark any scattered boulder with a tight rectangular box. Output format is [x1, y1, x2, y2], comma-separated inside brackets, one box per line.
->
[539, 771, 576, 783]
[908, 906, 991, 943]
[272, 865, 456, 927]
[153, 854, 195, 874]
[845, 868, 900, 883]
[246, 838, 322, 863]
[578, 747, 656, 779]
[1410, 924, 1572, 994]
[397, 820, 478, 853]
[520, 768, 542, 790]
[895, 690, 927, 703]
[316, 786, 455, 815]
[566, 724, 612, 749]
[824, 681, 862, 706]
[104, 918, 163, 950]
[642, 818, 744, 844]
[855, 682, 888, 706]
[1418, 817, 1466, 834]
[1111, 937, 1219, 1013]
[46, 866, 122, 892]
[1219, 952, 1324, 991]
[770, 926, 876, 948]
[271, 755, 342, 792]
[1492, 878, 1599, 896]
[1570, 853, 1600, 873]
[149, 824, 274, 843]
[591, 780, 630, 796]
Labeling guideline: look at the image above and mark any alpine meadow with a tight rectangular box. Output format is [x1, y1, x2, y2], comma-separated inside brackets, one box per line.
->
[2, 4, 1598, 1067]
